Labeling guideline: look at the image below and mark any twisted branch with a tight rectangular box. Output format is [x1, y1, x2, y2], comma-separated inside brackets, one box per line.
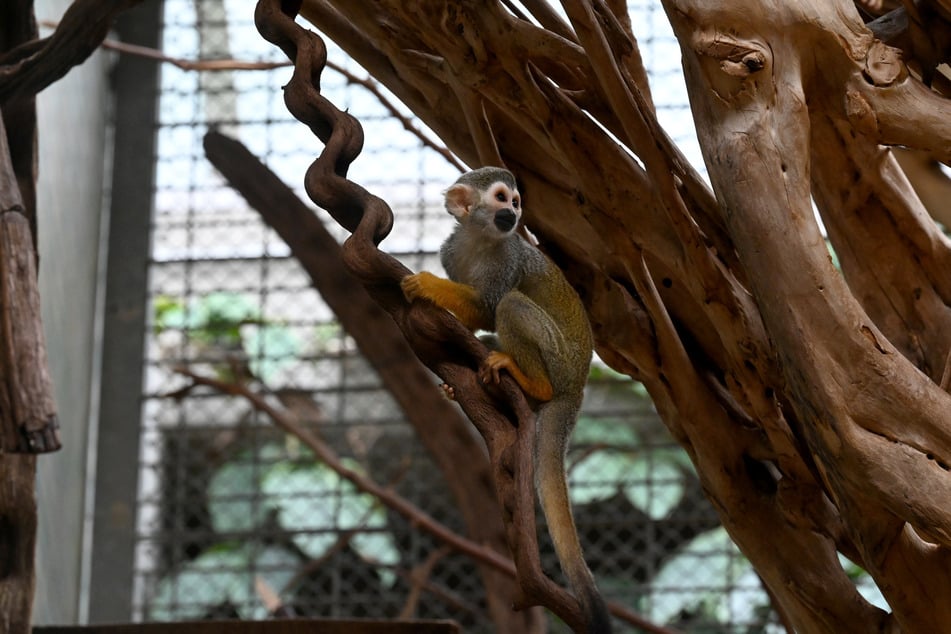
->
[252, 0, 589, 629]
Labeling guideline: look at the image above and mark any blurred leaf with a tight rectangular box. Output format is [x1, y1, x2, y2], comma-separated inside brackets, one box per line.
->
[197, 292, 260, 346]
[353, 531, 400, 587]
[570, 450, 634, 504]
[651, 528, 770, 626]
[570, 446, 686, 519]
[261, 459, 400, 584]
[208, 460, 268, 534]
[153, 295, 186, 333]
[149, 543, 252, 621]
[622, 458, 685, 520]
[313, 322, 343, 352]
[247, 545, 301, 619]
[243, 323, 300, 382]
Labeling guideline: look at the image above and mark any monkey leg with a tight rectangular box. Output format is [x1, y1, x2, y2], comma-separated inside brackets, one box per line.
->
[484, 290, 561, 402]
[401, 271, 492, 330]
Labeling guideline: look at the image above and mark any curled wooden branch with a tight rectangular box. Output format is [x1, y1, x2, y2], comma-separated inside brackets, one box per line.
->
[252, 0, 587, 629]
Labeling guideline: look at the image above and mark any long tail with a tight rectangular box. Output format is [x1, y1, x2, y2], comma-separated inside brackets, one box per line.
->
[536, 397, 612, 634]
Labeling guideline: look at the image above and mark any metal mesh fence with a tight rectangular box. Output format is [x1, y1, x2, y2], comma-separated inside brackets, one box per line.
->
[129, 2, 785, 632]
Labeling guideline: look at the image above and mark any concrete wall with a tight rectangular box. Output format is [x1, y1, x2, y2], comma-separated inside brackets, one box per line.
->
[31, 0, 111, 623]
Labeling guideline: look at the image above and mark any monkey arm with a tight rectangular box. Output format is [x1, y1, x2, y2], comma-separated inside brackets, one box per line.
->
[401, 271, 493, 331]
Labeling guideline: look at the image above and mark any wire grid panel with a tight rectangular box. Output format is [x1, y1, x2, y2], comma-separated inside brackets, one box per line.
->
[128, 2, 781, 632]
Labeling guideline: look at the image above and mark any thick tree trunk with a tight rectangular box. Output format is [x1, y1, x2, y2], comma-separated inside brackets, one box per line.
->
[664, 2, 951, 629]
[0, 111, 57, 454]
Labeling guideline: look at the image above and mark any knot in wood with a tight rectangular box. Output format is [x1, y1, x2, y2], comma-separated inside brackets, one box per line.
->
[693, 33, 769, 78]
[721, 50, 766, 78]
[862, 40, 907, 87]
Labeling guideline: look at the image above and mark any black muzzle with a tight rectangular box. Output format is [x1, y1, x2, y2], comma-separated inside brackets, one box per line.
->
[494, 208, 517, 232]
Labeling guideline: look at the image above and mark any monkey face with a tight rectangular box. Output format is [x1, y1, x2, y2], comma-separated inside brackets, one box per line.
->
[485, 182, 521, 234]
[445, 170, 522, 238]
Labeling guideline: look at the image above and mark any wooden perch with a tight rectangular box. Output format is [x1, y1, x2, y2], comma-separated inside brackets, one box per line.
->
[281, 1, 951, 631]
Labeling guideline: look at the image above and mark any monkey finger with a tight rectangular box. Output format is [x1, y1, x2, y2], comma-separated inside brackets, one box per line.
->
[477, 364, 493, 385]
[400, 274, 421, 301]
[439, 382, 456, 400]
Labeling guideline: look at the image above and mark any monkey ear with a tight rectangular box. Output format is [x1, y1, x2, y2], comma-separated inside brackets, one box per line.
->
[444, 183, 476, 219]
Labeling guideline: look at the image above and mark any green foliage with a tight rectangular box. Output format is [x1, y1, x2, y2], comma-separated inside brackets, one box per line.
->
[152, 292, 299, 382]
[149, 542, 298, 621]
[649, 528, 771, 631]
[570, 415, 692, 520]
[154, 292, 259, 345]
[149, 441, 401, 619]
[261, 458, 399, 585]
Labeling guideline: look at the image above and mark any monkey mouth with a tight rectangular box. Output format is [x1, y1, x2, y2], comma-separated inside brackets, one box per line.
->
[494, 208, 517, 232]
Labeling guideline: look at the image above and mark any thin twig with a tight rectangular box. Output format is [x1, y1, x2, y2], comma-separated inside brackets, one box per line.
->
[173, 366, 518, 577]
[323, 59, 467, 172]
[398, 546, 451, 619]
[35, 20, 286, 71]
[37, 20, 466, 171]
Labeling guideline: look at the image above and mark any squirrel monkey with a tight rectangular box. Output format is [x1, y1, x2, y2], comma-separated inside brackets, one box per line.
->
[401, 167, 611, 633]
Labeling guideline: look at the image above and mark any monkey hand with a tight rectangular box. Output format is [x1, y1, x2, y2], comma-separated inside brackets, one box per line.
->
[479, 351, 509, 386]
[400, 273, 490, 331]
[400, 271, 439, 303]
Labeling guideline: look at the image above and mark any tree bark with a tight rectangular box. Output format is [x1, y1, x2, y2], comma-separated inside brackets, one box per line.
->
[0, 107, 57, 454]
[0, 454, 37, 634]
[0, 4, 42, 633]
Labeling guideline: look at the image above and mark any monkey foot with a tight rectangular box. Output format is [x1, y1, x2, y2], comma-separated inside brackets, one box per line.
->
[439, 382, 456, 400]
[480, 351, 553, 402]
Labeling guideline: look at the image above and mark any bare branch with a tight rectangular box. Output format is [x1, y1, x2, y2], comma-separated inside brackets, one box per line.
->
[0, 0, 143, 103]
[174, 367, 519, 577]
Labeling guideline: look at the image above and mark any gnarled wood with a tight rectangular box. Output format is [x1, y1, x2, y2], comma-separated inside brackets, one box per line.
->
[280, 1, 951, 631]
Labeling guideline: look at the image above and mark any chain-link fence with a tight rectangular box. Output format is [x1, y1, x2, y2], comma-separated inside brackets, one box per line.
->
[127, 2, 786, 631]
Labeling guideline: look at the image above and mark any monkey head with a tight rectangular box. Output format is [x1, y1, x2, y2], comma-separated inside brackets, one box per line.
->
[445, 166, 522, 237]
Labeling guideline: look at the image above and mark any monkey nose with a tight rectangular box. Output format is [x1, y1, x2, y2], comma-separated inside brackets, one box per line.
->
[494, 208, 517, 232]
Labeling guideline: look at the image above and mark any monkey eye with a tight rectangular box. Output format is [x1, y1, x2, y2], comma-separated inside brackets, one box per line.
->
[495, 191, 507, 202]
[512, 198, 520, 209]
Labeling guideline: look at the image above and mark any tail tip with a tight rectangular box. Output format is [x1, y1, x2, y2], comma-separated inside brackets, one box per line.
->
[581, 589, 613, 634]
